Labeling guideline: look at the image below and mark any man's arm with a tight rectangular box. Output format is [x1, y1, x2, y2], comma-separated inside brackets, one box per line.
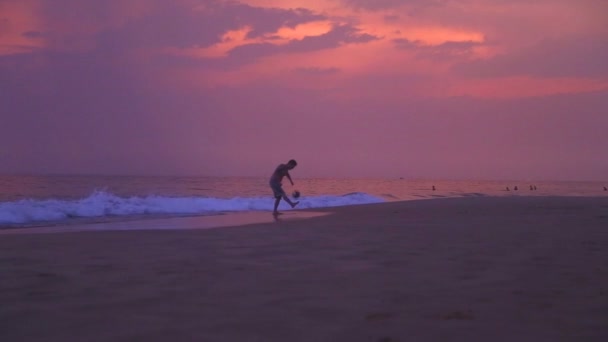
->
[286, 172, 294, 185]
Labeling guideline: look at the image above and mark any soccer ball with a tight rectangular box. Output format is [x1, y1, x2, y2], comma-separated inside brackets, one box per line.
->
[292, 190, 301, 199]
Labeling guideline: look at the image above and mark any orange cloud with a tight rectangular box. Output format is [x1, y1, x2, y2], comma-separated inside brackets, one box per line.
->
[170, 26, 260, 59]
[275, 20, 333, 40]
[350, 7, 487, 46]
[171, 20, 334, 59]
[153, 0, 608, 101]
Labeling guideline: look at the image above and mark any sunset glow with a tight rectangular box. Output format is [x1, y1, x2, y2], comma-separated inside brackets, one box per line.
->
[1, 0, 607, 179]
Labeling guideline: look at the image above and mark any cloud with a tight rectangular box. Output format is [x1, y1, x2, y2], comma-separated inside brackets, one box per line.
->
[293, 66, 340, 75]
[15, 0, 326, 55]
[282, 24, 379, 52]
[393, 38, 483, 61]
[383, 14, 401, 22]
[453, 36, 608, 78]
[165, 23, 380, 70]
[240, 7, 326, 39]
[93, 4, 240, 52]
[392, 38, 420, 49]
[343, 0, 448, 11]
[139, 1, 322, 48]
[21, 31, 44, 39]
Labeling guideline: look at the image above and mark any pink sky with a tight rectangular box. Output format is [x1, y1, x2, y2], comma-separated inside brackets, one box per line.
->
[1, 0, 607, 180]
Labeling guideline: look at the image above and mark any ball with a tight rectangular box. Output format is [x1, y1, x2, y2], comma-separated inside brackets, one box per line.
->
[292, 190, 301, 199]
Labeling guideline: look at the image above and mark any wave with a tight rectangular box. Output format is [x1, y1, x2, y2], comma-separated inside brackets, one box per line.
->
[0, 190, 384, 225]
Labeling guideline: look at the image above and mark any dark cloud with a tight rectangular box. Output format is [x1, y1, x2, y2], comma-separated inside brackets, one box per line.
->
[224, 42, 280, 66]
[393, 38, 483, 61]
[229, 23, 378, 63]
[93, 1, 326, 53]
[163, 24, 380, 70]
[242, 7, 326, 39]
[15, 0, 324, 55]
[92, 6, 229, 51]
[22, 31, 44, 39]
[383, 14, 401, 22]
[293, 67, 340, 75]
[394, 38, 481, 50]
[435, 40, 482, 52]
[285, 24, 379, 52]
[453, 36, 608, 78]
[392, 38, 420, 49]
[344, 0, 448, 11]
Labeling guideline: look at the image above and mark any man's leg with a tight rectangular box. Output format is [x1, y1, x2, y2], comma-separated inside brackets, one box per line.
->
[282, 194, 299, 208]
[273, 197, 281, 213]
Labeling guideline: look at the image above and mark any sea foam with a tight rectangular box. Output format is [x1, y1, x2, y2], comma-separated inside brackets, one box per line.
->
[0, 190, 384, 225]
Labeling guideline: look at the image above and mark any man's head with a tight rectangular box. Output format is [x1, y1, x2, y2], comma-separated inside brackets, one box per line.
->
[287, 159, 297, 169]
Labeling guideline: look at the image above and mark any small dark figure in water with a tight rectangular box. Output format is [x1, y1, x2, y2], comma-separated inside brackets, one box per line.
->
[514, 186, 518, 191]
[534, 185, 537, 190]
[432, 185, 436, 191]
[530, 185, 533, 190]
[604, 186, 607, 191]
[506, 187, 510, 191]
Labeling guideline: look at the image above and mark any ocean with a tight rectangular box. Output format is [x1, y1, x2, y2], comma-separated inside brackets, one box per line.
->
[0, 175, 606, 228]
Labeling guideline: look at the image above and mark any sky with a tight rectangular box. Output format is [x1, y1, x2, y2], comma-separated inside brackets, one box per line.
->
[1, 0, 607, 180]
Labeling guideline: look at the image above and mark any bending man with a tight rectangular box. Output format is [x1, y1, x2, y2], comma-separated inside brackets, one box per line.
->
[269, 159, 299, 214]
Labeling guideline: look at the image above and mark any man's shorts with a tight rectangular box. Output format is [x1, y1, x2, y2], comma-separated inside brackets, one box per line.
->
[269, 181, 285, 198]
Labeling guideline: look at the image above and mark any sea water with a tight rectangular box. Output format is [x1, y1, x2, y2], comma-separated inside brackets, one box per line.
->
[0, 175, 606, 227]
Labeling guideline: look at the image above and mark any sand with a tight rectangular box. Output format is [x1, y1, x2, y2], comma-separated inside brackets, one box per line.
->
[1, 196, 607, 341]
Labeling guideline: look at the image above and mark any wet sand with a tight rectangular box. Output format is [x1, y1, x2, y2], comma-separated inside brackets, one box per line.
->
[1, 196, 607, 341]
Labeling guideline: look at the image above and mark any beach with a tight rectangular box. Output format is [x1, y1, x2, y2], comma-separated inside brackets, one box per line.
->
[1, 196, 607, 341]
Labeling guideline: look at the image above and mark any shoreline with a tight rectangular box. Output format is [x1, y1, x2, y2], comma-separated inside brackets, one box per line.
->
[1, 195, 607, 341]
[0, 210, 330, 235]
[0, 195, 608, 236]
[1, 194, 607, 235]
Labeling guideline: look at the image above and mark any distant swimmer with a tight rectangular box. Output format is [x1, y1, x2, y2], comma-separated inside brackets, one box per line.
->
[432, 185, 436, 191]
[506, 187, 510, 191]
[604, 186, 607, 191]
[269, 159, 299, 215]
[534, 185, 537, 190]
[530, 185, 533, 191]
[514, 186, 518, 191]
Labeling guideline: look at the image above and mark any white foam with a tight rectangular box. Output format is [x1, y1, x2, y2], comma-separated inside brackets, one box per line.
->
[0, 190, 384, 225]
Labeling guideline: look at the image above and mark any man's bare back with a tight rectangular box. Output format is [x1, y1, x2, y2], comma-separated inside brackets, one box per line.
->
[270, 164, 291, 183]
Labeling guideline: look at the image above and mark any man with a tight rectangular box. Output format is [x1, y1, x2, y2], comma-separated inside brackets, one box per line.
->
[269, 159, 299, 214]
